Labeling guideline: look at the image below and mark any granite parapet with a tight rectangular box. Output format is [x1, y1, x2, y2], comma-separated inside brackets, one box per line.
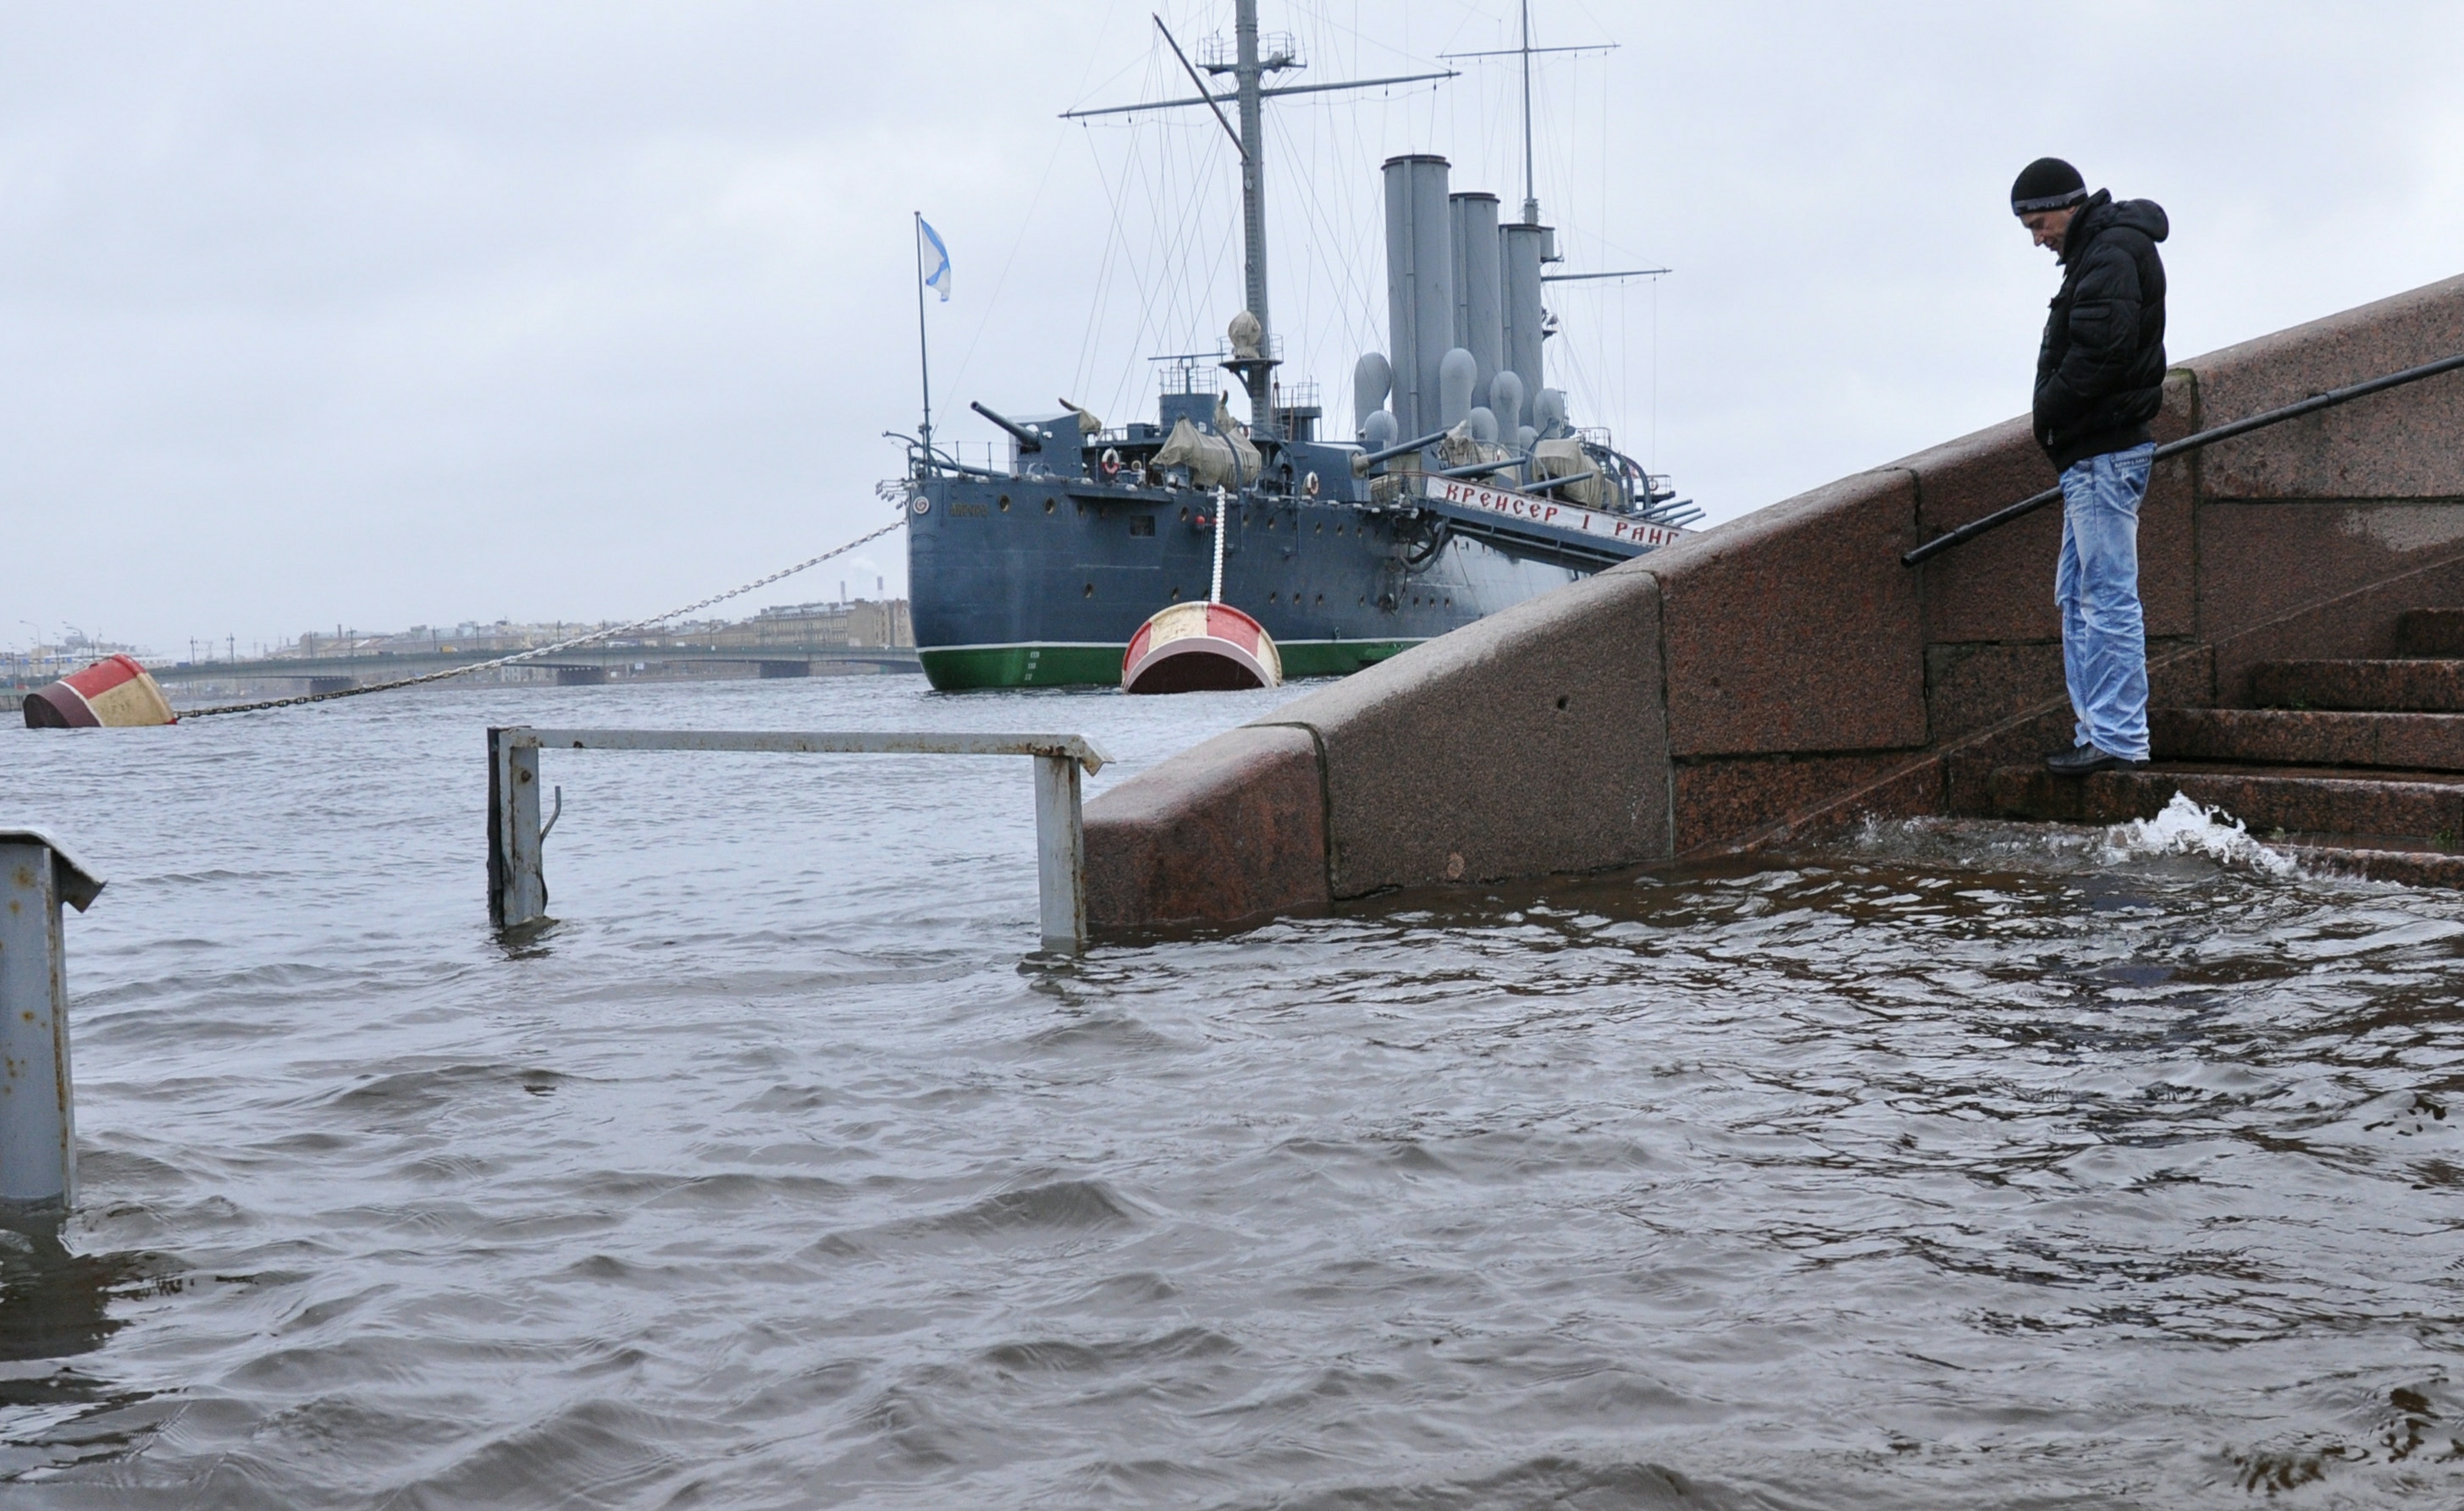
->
[1654, 468, 1925, 757]
[1258, 568, 1671, 896]
[1082, 724, 1329, 931]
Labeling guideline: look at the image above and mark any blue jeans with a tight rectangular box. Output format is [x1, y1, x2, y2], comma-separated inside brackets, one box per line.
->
[2055, 443, 2154, 761]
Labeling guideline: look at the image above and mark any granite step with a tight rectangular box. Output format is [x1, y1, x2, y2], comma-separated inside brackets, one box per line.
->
[2284, 838, 2464, 888]
[2398, 609, 2464, 657]
[1984, 762, 2464, 841]
[2152, 708, 2464, 772]
[2251, 658, 2464, 713]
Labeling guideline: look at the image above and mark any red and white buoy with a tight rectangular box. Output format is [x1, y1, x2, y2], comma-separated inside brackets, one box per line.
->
[1122, 600, 1283, 693]
[1121, 487, 1284, 694]
[22, 654, 179, 729]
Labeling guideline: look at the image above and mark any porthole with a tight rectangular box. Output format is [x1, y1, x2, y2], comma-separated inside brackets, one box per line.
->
[997, 494, 1011, 510]
[1044, 498, 1056, 514]
[1082, 582, 1094, 598]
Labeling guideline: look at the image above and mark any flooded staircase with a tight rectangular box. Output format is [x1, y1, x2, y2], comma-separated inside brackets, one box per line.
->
[1983, 608, 2464, 885]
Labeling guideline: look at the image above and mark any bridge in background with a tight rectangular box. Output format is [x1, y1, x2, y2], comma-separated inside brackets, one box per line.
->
[152, 642, 920, 693]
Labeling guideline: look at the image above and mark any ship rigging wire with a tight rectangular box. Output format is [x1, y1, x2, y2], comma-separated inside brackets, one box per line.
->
[174, 516, 909, 719]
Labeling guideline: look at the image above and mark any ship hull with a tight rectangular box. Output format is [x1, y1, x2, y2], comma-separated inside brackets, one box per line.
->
[904, 471, 1590, 691]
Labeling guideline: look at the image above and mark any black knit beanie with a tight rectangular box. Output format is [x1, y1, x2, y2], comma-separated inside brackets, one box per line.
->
[2010, 157, 2087, 215]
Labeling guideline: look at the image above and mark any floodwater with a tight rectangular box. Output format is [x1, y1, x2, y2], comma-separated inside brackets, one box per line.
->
[7, 673, 2464, 1508]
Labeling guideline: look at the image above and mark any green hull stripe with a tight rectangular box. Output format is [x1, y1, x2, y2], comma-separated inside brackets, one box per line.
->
[918, 640, 1417, 690]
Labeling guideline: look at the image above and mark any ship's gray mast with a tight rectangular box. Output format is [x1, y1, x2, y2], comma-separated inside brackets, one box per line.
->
[1444, 0, 1613, 230]
[1231, 0, 1272, 432]
[1062, 8, 1454, 444]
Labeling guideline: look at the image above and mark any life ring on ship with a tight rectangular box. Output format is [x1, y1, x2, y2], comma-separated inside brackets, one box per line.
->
[910, 493, 931, 515]
[1303, 470, 1321, 498]
[1101, 447, 1123, 479]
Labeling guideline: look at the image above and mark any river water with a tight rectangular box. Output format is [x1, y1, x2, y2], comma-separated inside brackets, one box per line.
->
[7, 673, 2464, 1508]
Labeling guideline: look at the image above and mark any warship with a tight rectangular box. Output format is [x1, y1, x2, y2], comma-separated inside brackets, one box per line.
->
[892, 0, 1699, 691]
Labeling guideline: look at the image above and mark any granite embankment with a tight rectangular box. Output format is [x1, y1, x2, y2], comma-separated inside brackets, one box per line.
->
[1087, 273, 2464, 930]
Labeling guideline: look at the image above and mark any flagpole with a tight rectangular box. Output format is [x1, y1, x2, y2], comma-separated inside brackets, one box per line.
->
[912, 211, 934, 456]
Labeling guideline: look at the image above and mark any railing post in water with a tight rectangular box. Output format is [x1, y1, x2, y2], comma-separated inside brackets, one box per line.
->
[1033, 751, 1088, 952]
[487, 727, 547, 928]
[481, 729, 1104, 950]
[0, 829, 105, 1209]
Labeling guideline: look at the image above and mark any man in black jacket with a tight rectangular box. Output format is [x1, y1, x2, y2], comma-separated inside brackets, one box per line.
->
[2014, 157, 2169, 775]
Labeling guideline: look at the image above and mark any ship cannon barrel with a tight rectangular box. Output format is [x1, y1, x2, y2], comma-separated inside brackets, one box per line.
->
[1434, 455, 1528, 479]
[1526, 470, 1598, 494]
[970, 401, 1045, 453]
[1349, 427, 1453, 475]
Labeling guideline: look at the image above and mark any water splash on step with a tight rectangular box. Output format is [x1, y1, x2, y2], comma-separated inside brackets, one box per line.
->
[2102, 791, 2301, 877]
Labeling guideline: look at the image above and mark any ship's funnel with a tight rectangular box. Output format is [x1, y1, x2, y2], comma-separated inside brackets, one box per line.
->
[1490, 369, 1525, 440]
[1438, 347, 1478, 430]
[1449, 191, 1503, 400]
[1500, 220, 1550, 398]
[1382, 154, 1454, 442]
[1351, 352, 1392, 438]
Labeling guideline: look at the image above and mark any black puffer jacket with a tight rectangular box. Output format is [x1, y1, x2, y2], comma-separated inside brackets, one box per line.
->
[2034, 190, 2168, 470]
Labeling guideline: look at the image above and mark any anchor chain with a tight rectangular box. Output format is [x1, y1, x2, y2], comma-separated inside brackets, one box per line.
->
[178, 516, 909, 718]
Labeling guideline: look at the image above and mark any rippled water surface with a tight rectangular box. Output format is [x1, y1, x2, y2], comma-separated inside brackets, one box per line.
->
[8, 674, 2464, 1508]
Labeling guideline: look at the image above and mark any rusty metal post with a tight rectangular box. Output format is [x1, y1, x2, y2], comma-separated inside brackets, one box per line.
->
[0, 830, 104, 1208]
[487, 727, 547, 928]
[1033, 752, 1087, 952]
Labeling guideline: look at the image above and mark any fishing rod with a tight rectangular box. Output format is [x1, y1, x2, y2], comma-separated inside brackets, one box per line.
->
[1901, 350, 2464, 567]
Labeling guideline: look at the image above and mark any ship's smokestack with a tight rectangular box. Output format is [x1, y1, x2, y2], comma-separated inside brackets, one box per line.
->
[1382, 154, 1454, 443]
[1500, 220, 1549, 400]
[1449, 191, 1502, 400]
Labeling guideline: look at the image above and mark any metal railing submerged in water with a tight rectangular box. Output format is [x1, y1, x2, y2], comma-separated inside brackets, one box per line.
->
[485, 727, 1111, 951]
[1901, 350, 2464, 567]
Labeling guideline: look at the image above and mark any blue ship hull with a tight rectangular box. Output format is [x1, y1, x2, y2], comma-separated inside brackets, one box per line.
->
[905, 462, 1597, 689]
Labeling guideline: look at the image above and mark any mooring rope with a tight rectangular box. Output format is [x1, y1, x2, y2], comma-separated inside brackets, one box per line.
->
[177, 517, 909, 718]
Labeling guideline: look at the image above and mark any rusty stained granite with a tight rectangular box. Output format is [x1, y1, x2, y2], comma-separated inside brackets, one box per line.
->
[2196, 499, 2464, 645]
[1986, 763, 2464, 838]
[2251, 659, 2464, 714]
[2152, 708, 2464, 772]
[1081, 724, 1329, 932]
[2191, 273, 2464, 500]
[2400, 609, 2464, 656]
[1672, 751, 1939, 857]
[1926, 641, 2066, 746]
[1652, 468, 1925, 758]
[1911, 372, 2198, 644]
[1263, 568, 1670, 897]
[2206, 553, 2464, 704]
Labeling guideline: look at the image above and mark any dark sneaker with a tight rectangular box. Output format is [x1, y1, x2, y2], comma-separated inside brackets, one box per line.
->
[2045, 746, 2149, 776]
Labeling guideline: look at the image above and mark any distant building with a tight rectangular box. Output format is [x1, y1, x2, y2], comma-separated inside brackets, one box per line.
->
[257, 602, 914, 663]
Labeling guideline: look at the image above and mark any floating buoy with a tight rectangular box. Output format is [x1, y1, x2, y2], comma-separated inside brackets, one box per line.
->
[1121, 602, 1283, 694]
[23, 654, 179, 729]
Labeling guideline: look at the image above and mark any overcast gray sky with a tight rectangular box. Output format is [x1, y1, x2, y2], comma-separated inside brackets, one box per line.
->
[7, 2, 2461, 658]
